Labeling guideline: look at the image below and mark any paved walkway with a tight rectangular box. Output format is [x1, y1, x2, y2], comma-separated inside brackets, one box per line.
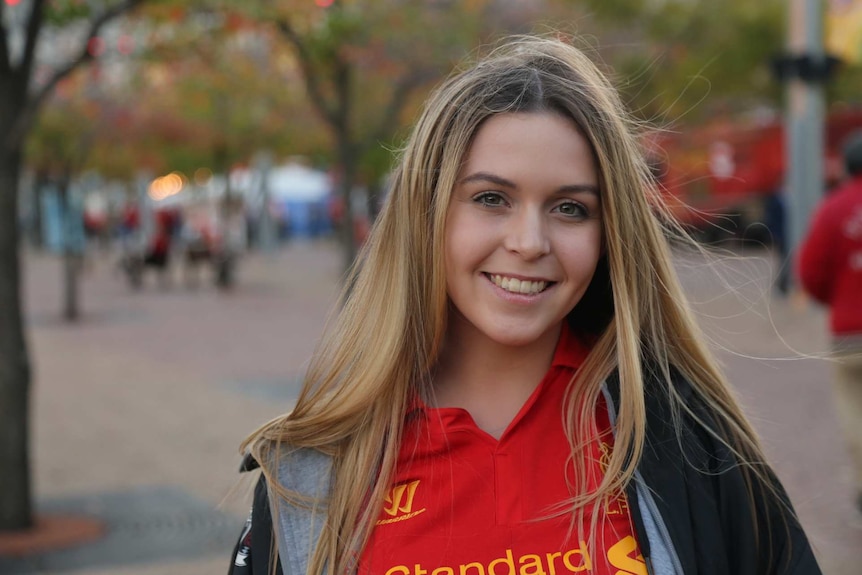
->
[3, 242, 861, 574]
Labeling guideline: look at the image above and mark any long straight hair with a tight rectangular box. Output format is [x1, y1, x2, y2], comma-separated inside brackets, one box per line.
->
[243, 36, 777, 574]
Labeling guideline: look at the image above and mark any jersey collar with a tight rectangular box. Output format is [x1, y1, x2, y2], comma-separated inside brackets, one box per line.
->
[408, 321, 593, 416]
[552, 321, 592, 371]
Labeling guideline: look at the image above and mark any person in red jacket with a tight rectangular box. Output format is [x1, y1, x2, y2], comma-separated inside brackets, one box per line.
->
[798, 130, 862, 512]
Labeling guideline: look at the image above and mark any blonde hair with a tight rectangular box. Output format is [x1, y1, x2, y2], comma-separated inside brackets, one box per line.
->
[243, 35, 779, 573]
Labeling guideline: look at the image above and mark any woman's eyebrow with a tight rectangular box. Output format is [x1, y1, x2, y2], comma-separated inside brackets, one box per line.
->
[458, 172, 516, 188]
[459, 171, 599, 195]
[556, 184, 600, 196]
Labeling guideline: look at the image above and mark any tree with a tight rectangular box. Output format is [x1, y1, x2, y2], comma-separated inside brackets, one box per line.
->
[0, 0, 149, 531]
[210, 0, 491, 270]
[579, 0, 786, 123]
[134, 14, 326, 177]
[27, 76, 101, 322]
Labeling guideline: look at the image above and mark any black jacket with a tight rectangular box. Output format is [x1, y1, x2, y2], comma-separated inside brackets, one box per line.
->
[614, 369, 820, 574]
[228, 455, 283, 575]
[228, 371, 821, 574]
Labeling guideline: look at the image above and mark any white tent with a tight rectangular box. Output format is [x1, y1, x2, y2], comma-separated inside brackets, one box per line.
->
[267, 164, 331, 201]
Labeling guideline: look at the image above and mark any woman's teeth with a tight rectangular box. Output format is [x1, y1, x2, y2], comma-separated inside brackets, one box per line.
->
[489, 274, 548, 295]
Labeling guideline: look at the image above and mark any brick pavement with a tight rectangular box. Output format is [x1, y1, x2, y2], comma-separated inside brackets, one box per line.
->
[11, 241, 340, 574]
[6, 242, 862, 574]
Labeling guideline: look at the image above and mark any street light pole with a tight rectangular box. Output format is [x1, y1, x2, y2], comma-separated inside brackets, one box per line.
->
[785, 0, 826, 261]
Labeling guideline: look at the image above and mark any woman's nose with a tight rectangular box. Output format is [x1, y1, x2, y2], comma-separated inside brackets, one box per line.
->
[503, 208, 550, 260]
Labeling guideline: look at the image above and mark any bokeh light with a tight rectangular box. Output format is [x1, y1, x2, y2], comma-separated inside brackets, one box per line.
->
[194, 167, 213, 186]
[147, 172, 185, 201]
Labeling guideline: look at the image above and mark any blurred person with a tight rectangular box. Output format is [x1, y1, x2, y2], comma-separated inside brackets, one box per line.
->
[117, 199, 142, 260]
[229, 36, 819, 575]
[119, 200, 140, 238]
[214, 198, 247, 289]
[180, 202, 218, 288]
[141, 213, 173, 287]
[798, 130, 862, 513]
[763, 188, 790, 296]
[82, 204, 108, 249]
[222, 198, 248, 256]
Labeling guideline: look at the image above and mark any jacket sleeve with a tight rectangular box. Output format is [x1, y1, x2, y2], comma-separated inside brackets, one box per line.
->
[227, 465, 283, 575]
[798, 202, 836, 304]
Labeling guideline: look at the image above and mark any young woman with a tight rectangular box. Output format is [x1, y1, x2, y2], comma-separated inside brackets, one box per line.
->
[228, 36, 820, 575]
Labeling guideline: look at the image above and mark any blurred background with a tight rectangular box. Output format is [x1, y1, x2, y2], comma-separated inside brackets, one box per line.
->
[1, 0, 861, 573]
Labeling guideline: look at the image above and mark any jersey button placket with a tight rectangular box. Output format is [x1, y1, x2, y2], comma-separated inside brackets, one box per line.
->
[493, 448, 523, 526]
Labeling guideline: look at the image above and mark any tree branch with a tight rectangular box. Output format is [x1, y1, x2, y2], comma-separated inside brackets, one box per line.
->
[275, 18, 339, 129]
[7, 0, 145, 151]
[0, 1, 11, 73]
[19, 0, 46, 79]
[368, 68, 436, 148]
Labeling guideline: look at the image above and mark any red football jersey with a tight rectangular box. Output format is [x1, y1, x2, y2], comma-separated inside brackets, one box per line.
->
[360, 325, 647, 575]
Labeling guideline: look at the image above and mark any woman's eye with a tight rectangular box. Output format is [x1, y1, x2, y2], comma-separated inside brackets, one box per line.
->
[554, 201, 588, 218]
[473, 192, 506, 207]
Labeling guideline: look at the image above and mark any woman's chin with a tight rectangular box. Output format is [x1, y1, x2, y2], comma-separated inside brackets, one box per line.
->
[481, 324, 560, 350]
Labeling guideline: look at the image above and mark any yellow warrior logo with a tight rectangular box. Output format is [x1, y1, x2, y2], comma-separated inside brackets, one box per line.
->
[377, 480, 427, 525]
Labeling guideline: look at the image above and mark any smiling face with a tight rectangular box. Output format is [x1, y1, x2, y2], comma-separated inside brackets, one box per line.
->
[443, 111, 603, 350]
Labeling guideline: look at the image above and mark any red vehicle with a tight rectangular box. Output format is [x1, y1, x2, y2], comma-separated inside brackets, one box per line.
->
[648, 107, 862, 243]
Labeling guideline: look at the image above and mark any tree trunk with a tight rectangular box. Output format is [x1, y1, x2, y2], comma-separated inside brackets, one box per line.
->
[337, 140, 358, 274]
[333, 53, 358, 275]
[0, 0, 144, 533]
[58, 177, 80, 322]
[30, 172, 48, 250]
[64, 252, 80, 322]
[0, 145, 33, 531]
[367, 179, 382, 224]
